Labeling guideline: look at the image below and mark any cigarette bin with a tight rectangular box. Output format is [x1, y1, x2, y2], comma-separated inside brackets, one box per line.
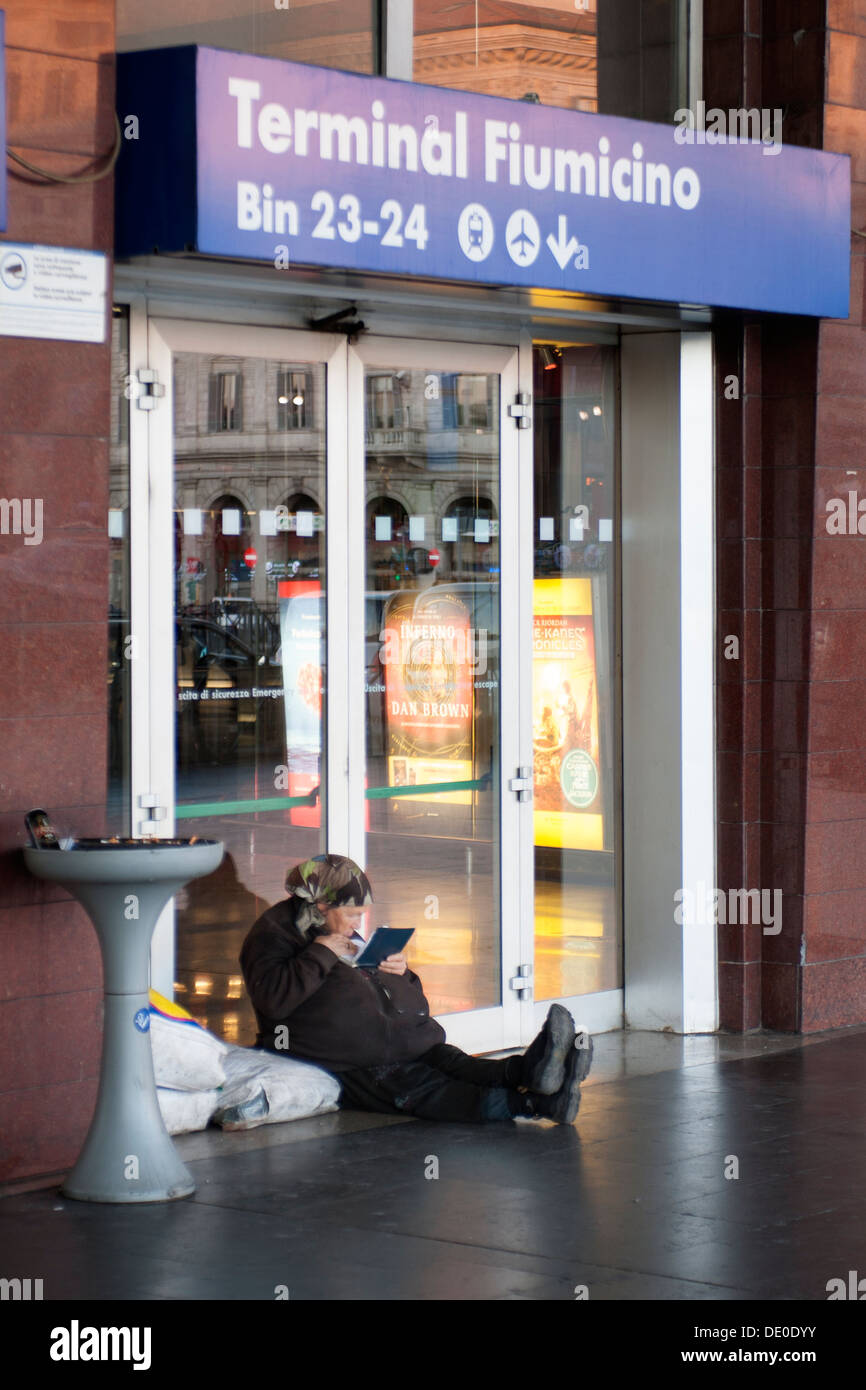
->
[24, 838, 224, 1203]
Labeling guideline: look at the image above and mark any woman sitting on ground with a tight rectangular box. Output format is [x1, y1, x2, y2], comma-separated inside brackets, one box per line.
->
[240, 853, 593, 1124]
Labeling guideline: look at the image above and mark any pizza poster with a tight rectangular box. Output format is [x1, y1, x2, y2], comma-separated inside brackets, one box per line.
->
[533, 577, 603, 851]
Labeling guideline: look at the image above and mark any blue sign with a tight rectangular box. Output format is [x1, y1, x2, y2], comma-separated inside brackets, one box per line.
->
[116, 46, 850, 318]
[0, 12, 6, 233]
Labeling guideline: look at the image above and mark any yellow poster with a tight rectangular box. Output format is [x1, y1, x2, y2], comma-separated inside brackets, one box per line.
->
[533, 577, 603, 851]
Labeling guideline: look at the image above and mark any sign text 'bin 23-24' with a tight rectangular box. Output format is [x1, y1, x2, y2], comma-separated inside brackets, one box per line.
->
[116, 47, 849, 318]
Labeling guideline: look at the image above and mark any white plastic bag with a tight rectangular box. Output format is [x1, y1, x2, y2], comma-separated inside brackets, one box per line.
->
[157, 1086, 222, 1135]
[148, 997, 228, 1092]
[212, 1046, 341, 1129]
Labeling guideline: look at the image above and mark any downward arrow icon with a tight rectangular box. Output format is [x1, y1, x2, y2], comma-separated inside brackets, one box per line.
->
[546, 215, 581, 270]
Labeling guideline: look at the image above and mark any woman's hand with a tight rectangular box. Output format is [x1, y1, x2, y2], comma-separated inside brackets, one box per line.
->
[378, 953, 408, 976]
[317, 933, 359, 962]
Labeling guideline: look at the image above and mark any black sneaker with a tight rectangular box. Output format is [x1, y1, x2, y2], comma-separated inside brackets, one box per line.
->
[532, 1033, 594, 1125]
[519, 1003, 576, 1094]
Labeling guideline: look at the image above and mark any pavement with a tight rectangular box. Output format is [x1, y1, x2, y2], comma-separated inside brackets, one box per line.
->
[2, 1026, 865, 1301]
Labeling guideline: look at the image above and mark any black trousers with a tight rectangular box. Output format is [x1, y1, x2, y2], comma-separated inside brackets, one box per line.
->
[332, 1044, 525, 1123]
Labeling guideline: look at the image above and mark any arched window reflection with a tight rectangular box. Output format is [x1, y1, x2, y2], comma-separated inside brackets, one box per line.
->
[366, 495, 410, 590]
[443, 494, 497, 580]
[279, 492, 323, 580]
[211, 494, 251, 595]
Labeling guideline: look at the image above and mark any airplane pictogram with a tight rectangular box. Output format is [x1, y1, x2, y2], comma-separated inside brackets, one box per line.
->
[509, 215, 536, 261]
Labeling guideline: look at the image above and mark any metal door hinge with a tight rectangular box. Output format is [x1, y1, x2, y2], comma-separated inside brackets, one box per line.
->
[508, 392, 532, 429]
[138, 792, 167, 833]
[509, 964, 533, 999]
[135, 368, 165, 411]
[509, 766, 532, 801]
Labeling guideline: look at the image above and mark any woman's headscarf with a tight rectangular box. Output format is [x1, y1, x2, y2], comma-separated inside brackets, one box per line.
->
[284, 854, 373, 935]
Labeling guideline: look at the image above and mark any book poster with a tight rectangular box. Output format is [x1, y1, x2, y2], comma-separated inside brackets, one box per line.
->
[533, 577, 603, 850]
[278, 580, 323, 826]
[383, 588, 474, 805]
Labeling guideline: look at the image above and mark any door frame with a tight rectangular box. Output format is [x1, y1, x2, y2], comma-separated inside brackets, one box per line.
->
[116, 264, 722, 1043]
[140, 318, 533, 1050]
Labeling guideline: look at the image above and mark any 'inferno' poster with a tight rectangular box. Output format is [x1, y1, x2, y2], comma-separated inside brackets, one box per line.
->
[533, 577, 603, 850]
[383, 588, 474, 805]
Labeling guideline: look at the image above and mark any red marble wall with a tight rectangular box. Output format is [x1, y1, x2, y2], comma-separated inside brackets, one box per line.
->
[0, 0, 114, 1185]
[804, 0, 866, 1029]
[716, 313, 773, 1031]
[713, 1, 866, 1030]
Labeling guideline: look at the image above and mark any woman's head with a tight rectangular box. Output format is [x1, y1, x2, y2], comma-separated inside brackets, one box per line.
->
[284, 854, 373, 935]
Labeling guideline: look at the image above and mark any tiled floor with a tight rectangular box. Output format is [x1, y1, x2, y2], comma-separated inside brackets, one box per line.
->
[2, 1026, 866, 1301]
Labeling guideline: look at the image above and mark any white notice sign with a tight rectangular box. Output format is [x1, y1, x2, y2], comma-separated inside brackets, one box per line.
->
[0, 243, 108, 342]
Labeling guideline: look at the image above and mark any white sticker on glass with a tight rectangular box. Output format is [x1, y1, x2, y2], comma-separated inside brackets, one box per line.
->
[539, 517, 554, 541]
[375, 516, 392, 541]
[598, 518, 613, 543]
[222, 508, 241, 536]
[474, 518, 490, 543]
[442, 517, 458, 542]
[296, 511, 314, 538]
[259, 509, 277, 536]
[409, 516, 425, 542]
[184, 508, 203, 536]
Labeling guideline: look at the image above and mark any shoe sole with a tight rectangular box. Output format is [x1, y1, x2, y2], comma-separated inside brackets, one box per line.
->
[530, 1004, 577, 1095]
[573, 1031, 594, 1084]
[553, 1035, 593, 1125]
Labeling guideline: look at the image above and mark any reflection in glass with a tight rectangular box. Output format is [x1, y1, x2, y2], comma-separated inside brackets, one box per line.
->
[414, 0, 684, 122]
[117, 0, 379, 74]
[208, 371, 243, 433]
[277, 370, 312, 430]
[533, 344, 619, 1001]
[108, 308, 132, 833]
[172, 353, 327, 1041]
[364, 366, 501, 1015]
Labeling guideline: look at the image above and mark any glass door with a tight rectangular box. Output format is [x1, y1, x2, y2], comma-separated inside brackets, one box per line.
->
[141, 322, 525, 1052]
[143, 321, 346, 1041]
[348, 338, 523, 1053]
[527, 341, 623, 1039]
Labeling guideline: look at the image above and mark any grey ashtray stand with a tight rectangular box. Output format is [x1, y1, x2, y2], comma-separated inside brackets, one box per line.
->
[24, 839, 224, 1203]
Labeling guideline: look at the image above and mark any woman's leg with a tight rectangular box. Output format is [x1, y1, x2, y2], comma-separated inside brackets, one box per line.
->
[419, 1005, 578, 1095]
[335, 1059, 525, 1123]
[415, 1042, 521, 1089]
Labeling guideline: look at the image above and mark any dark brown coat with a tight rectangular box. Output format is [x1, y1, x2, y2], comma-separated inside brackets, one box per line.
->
[239, 898, 446, 1071]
